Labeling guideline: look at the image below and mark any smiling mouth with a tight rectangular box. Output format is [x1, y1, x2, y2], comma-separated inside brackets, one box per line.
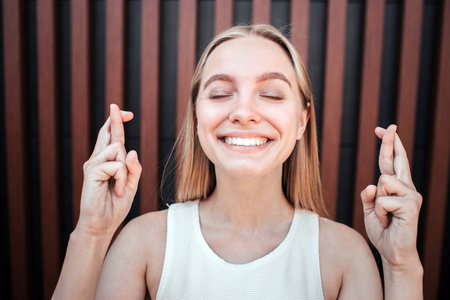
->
[223, 137, 269, 146]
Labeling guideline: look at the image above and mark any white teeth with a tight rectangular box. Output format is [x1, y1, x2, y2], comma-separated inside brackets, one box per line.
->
[224, 137, 268, 146]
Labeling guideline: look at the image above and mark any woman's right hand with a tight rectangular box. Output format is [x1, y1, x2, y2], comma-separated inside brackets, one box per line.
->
[76, 104, 142, 237]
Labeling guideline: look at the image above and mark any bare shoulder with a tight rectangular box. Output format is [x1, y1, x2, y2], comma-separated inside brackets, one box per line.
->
[97, 210, 168, 299]
[112, 209, 168, 252]
[123, 209, 168, 239]
[319, 217, 370, 260]
[118, 209, 168, 269]
[319, 217, 382, 300]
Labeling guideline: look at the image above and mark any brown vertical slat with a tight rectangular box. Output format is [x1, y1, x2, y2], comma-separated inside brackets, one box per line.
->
[395, 0, 424, 160]
[140, 0, 160, 213]
[105, 0, 125, 113]
[215, 0, 233, 35]
[176, 0, 198, 132]
[423, 1, 450, 298]
[37, 0, 61, 297]
[252, 0, 271, 24]
[290, 0, 309, 64]
[71, 1, 91, 225]
[3, 0, 30, 298]
[352, 0, 385, 236]
[320, 0, 347, 219]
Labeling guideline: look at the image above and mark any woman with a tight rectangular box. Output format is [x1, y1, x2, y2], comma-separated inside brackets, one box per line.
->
[53, 25, 423, 299]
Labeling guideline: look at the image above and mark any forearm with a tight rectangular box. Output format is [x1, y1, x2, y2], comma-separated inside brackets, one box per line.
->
[52, 229, 114, 300]
[382, 256, 423, 300]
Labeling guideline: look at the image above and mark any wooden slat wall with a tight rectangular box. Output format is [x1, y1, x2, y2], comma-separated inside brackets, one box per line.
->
[320, 0, 347, 219]
[36, 0, 60, 298]
[140, 0, 161, 213]
[105, 0, 125, 112]
[290, 0, 309, 64]
[3, 1, 30, 299]
[253, 0, 271, 24]
[1, 1, 449, 299]
[423, 0, 450, 298]
[396, 0, 424, 160]
[352, 0, 385, 236]
[215, 0, 233, 35]
[71, 0, 91, 224]
[176, 0, 198, 132]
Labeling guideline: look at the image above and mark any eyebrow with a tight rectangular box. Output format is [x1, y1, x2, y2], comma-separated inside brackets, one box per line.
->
[256, 72, 291, 87]
[203, 74, 235, 89]
[203, 72, 292, 90]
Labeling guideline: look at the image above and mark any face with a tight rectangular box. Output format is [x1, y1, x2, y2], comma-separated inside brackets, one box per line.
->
[196, 36, 309, 178]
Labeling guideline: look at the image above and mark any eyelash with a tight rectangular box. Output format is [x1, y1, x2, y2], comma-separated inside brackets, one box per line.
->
[210, 94, 283, 100]
[206, 90, 285, 100]
[261, 94, 283, 100]
[209, 94, 232, 99]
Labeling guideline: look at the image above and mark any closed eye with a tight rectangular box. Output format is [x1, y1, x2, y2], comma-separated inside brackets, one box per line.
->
[260, 88, 285, 101]
[209, 94, 232, 99]
[261, 94, 284, 101]
[208, 89, 233, 99]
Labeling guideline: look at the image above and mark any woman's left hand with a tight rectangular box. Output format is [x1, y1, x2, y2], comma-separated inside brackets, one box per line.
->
[361, 125, 422, 269]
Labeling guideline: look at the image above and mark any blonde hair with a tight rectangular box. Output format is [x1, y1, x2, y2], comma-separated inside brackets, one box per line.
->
[172, 24, 328, 217]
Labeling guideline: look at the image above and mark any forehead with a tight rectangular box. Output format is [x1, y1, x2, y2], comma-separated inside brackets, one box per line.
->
[202, 36, 296, 82]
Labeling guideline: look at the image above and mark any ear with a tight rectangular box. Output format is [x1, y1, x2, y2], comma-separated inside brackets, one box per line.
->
[296, 102, 311, 140]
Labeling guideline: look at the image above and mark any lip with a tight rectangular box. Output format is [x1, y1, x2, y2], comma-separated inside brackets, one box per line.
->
[218, 131, 273, 140]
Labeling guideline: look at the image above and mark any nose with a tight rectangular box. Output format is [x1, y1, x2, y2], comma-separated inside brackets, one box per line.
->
[228, 94, 261, 125]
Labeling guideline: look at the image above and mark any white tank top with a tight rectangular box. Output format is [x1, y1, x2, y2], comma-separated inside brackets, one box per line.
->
[156, 200, 324, 299]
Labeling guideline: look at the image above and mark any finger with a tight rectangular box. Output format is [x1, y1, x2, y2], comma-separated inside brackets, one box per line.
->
[392, 132, 415, 190]
[374, 192, 421, 228]
[124, 150, 142, 194]
[361, 184, 377, 217]
[109, 104, 134, 146]
[376, 174, 411, 198]
[110, 104, 126, 146]
[376, 174, 423, 209]
[89, 161, 128, 197]
[378, 124, 397, 175]
[87, 142, 127, 167]
[91, 117, 112, 158]
[373, 196, 404, 228]
[120, 110, 134, 123]
[91, 109, 134, 157]
[374, 126, 386, 139]
[113, 163, 128, 197]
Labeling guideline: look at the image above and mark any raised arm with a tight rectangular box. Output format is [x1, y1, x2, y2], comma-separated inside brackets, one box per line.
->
[361, 125, 423, 299]
[52, 104, 142, 299]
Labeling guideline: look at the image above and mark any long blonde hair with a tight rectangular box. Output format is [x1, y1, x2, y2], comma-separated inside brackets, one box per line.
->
[173, 24, 327, 217]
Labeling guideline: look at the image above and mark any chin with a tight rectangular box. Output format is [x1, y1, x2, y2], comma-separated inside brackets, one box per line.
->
[216, 162, 280, 179]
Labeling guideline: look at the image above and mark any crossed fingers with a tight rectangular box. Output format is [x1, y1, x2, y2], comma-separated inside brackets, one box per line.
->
[91, 104, 133, 159]
[86, 104, 136, 197]
[375, 125, 415, 190]
[372, 125, 421, 227]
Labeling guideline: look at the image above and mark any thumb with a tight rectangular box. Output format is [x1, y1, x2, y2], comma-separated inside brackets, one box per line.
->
[361, 184, 377, 217]
[125, 150, 142, 194]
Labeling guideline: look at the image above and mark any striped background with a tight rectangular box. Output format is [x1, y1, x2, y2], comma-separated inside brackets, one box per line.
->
[1, 0, 449, 299]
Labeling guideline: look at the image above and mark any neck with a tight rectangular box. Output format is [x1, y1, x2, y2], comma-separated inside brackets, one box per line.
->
[202, 168, 294, 231]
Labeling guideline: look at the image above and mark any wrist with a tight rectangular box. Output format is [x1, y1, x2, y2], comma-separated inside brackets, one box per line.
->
[71, 226, 115, 248]
[73, 218, 119, 239]
[382, 255, 423, 300]
[382, 253, 423, 276]
[54, 226, 114, 299]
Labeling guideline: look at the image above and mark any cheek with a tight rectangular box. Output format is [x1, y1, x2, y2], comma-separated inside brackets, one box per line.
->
[267, 104, 302, 136]
[196, 102, 224, 141]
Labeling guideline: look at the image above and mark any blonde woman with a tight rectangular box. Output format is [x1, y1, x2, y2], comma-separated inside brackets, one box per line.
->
[53, 25, 423, 299]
